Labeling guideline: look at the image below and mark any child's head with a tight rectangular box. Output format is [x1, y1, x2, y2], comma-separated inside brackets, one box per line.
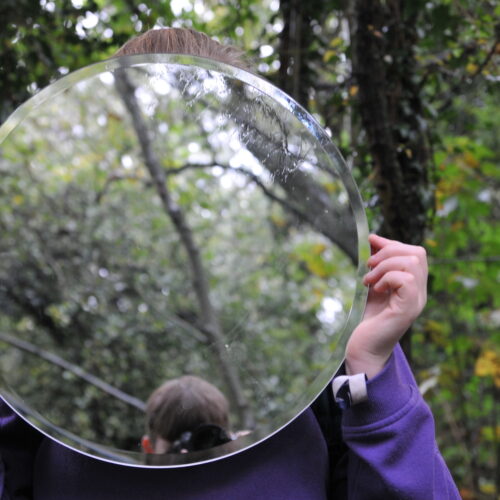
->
[115, 27, 249, 69]
[142, 375, 230, 454]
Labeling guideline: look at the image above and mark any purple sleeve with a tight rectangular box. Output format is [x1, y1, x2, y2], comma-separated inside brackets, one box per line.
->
[341, 344, 461, 499]
[0, 398, 43, 500]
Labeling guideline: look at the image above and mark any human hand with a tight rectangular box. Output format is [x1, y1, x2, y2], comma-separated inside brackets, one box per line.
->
[345, 234, 428, 379]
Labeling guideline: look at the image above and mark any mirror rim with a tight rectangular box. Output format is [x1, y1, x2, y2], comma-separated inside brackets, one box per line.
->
[0, 53, 369, 467]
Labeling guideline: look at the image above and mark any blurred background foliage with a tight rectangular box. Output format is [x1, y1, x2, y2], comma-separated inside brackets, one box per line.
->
[0, 0, 498, 496]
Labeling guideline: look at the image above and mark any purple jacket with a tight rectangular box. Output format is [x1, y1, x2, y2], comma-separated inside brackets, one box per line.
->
[0, 345, 460, 499]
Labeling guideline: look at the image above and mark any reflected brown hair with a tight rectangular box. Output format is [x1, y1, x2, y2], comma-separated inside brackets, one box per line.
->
[145, 375, 230, 445]
[115, 27, 249, 70]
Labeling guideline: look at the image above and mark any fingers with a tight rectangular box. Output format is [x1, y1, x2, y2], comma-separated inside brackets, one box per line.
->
[364, 234, 428, 311]
[347, 235, 429, 378]
[367, 234, 427, 273]
[363, 255, 420, 286]
[374, 270, 426, 319]
[371, 269, 414, 294]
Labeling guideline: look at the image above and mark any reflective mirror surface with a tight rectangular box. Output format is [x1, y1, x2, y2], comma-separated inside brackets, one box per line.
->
[0, 55, 369, 466]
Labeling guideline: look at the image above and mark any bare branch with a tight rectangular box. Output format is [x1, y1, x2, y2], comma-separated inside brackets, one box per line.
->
[95, 172, 148, 204]
[164, 162, 316, 227]
[0, 332, 146, 412]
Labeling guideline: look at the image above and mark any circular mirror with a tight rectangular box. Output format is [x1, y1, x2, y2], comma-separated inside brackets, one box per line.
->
[0, 54, 368, 467]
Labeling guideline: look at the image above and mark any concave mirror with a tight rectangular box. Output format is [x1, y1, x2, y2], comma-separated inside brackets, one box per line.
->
[0, 54, 369, 467]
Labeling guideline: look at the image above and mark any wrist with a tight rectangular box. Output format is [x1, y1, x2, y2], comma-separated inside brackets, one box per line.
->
[341, 346, 415, 427]
[345, 351, 391, 379]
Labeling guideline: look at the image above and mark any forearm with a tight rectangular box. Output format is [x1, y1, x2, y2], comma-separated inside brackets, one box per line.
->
[342, 345, 460, 499]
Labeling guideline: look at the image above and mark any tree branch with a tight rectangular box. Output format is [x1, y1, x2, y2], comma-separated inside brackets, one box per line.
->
[227, 89, 359, 263]
[438, 36, 500, 114]
[0, 332, 146, 412]
[164, 162, 321, 230]
[95, 172, 148, 204]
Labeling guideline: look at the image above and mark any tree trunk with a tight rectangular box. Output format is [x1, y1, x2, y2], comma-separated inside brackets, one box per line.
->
[349, 0, 432, 359]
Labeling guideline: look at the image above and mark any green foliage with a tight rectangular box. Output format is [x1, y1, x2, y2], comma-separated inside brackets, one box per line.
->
[415, 105, 499, 497]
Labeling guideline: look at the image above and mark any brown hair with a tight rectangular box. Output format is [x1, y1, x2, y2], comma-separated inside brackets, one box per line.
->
[115, 27, 249, 70]
[145, 375, 230, 445]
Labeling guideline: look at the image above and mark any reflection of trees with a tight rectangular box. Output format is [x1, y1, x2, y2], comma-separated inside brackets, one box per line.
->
[115, 71, 254, 430]
[227, 88, 358, 263]
[0, 332, 146, 412]
[0, 66, 358, 450]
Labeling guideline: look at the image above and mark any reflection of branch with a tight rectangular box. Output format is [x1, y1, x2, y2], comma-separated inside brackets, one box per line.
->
[190, 91, 357, 263]
[0, 332, 146, 412]
[9, 395, 140, 464]
[169, 313, 208, 344]
[95, 172, 148, 204]
[114, 73, 254, 429]
[165, 162, 316, 226]
[228, 90, 358, 263]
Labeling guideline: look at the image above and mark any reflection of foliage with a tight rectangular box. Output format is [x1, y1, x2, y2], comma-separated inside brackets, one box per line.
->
[0, 68, 356, 449]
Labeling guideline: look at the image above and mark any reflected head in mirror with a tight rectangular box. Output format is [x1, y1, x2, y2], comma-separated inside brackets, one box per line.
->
[142, 376, 231, 457]
[115, 27, 251, 71]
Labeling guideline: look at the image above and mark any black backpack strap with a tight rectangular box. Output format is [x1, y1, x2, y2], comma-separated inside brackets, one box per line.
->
[311, 371, 349, 499]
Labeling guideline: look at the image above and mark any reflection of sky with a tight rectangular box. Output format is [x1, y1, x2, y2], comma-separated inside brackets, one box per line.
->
[219, 169, 247, 190]
[229, 148, 262, 173]
[99, 72, 114, 86]
[135, 86, 158, 116]
[150, 78, 171, 96]
[121, 155, 133, 169]
[317, 297, 343, 325]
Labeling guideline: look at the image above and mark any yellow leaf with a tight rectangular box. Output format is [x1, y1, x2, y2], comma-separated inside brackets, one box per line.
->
[329, 37, 343, 48]
[306, 259, 328, 278]
[466, 62, 478, 74]
[475, 350, 500, 383]
[12, 194, 24, 205]
[311, 243, 327, 255]
[270, 214, 286, 227]
[349, 85, 359, 97]
[323, 182, 339, 193]
[425, 238, 437, 248]
[479, 482, 495, 495]
[424, 319, 449, 346]
[463, 151, 479, 168]
[480, 425, 500, 441]
[424, 319, 444, 332]
[323, 50, 337, 63]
